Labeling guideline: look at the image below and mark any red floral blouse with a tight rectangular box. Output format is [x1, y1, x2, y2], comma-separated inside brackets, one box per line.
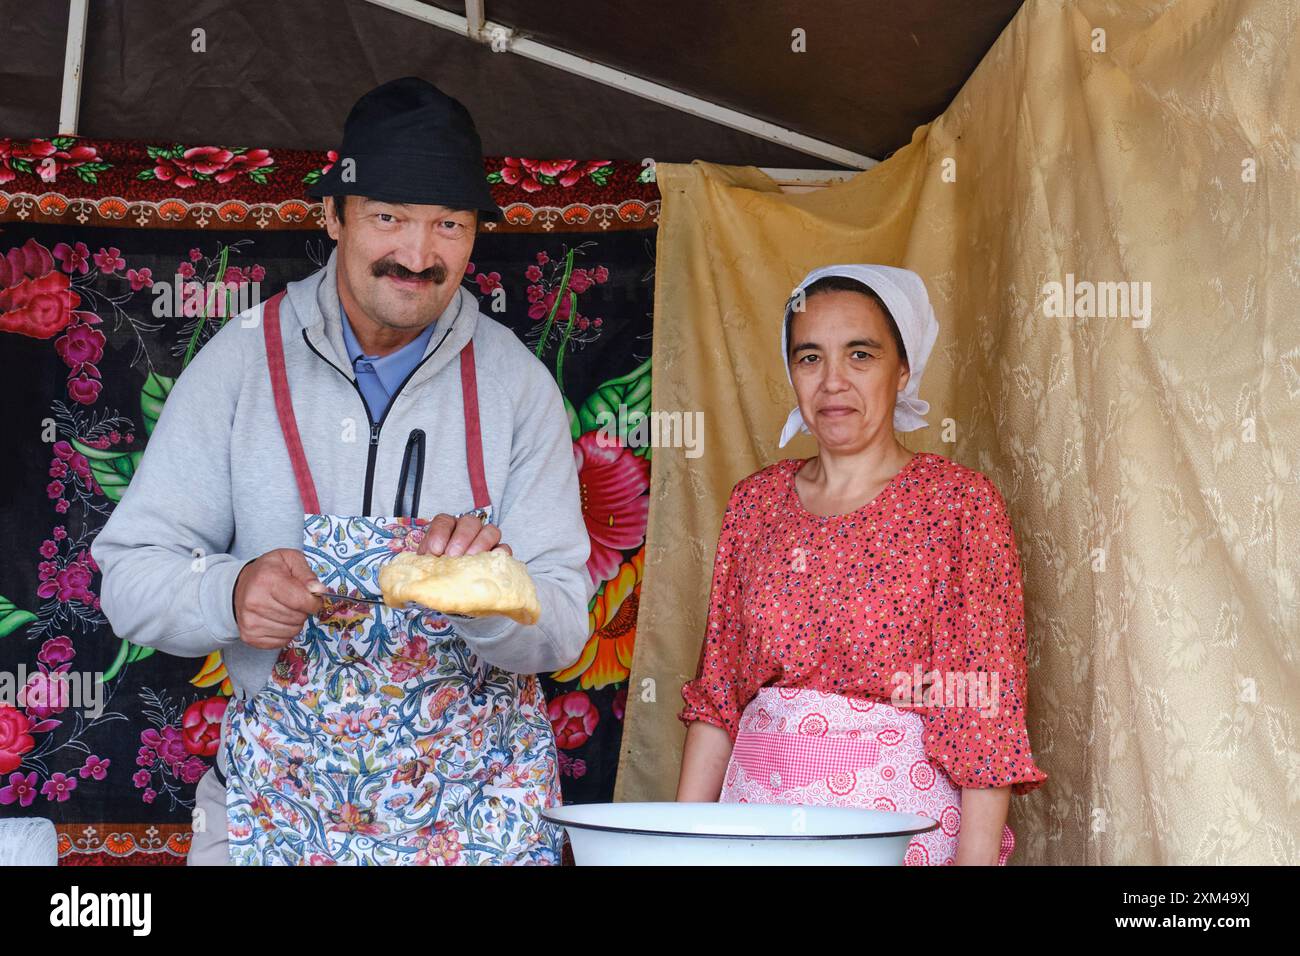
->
[679, 452, 1048, 796]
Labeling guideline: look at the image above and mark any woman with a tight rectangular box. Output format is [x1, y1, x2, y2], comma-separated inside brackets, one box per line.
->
[676, 264, 1047, 865]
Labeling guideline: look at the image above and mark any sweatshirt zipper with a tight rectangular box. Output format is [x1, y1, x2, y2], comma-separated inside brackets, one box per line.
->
[301, 323, 456, 515]
[364, 421, 382, 515]
[394, 428, 426, 517]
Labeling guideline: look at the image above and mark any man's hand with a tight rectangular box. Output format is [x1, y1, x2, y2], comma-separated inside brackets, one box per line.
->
[233, 548, 323, 649]
[417, 512, 512, 557]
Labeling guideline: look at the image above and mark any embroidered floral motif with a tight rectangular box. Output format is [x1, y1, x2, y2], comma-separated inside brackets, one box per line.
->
[225, 512, 564, 865]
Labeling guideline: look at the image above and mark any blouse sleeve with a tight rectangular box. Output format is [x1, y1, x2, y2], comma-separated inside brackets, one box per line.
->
[678, 484, 749, 741]
[921, 472, 1048, 796]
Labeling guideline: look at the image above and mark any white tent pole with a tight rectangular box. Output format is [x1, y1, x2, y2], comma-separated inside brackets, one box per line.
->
[763, 169, 859, 194]
[59, 0, 89, 136]
[464, 0, 486, 40]
[361, 0, 877, 170]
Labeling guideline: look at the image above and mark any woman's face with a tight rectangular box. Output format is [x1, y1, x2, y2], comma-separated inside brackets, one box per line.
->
[788, 290, 910, 452]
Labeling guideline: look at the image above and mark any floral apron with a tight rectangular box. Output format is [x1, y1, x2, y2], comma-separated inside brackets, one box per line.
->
[718, 687, 1015, 866]
[223, 291, 564, 865]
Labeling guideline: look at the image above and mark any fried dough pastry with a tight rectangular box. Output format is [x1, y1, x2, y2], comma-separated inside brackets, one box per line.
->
[378, 550, 541, 625]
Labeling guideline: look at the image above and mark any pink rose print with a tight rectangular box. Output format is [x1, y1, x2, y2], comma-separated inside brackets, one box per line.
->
[572, 431, 650, 585]
[557, 752, 588, 779]
[36, 548, 96, 606]
[496, 158, 612, 192]
[39, 293, 107, 403]
[0, 707, 36, 773]
[54, 322, 105, 371]
[67, 366, 102, 403]
[529, 288, 569, 323]
[37, 635, 75, 667]
[0, 238, 79, 340]
[150, 146, 274, 188]
[0, 771, 40, 807]
[22, 668, 71, 719]
[548, 690, 599, 749]
[0, 138, 106, 185]
[142, 726, 187, 769]
[93, 247, 126, 274]
[178, 756, 207, 784]
[524, 254, 609, 329]
[78, 755, 110, 781]
[41, 771, 77, 802]
[181, 696, 228, 758]
[53, 242, 91, 275]
[304, 149, 339, 186]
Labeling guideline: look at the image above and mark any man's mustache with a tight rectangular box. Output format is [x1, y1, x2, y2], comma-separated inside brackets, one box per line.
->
[372, 259, 447, 283]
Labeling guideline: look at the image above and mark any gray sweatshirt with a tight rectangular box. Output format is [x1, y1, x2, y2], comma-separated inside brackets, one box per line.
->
[91, 248, 594, 706]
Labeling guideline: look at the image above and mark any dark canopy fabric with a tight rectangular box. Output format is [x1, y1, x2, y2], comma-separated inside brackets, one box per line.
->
[0, 0, 1020, 167]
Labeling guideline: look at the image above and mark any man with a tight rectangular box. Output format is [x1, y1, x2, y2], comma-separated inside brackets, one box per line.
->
[91, 77, 592, 865]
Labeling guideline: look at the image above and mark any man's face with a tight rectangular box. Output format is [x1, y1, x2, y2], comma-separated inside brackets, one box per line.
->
[325, 196, 477, 333]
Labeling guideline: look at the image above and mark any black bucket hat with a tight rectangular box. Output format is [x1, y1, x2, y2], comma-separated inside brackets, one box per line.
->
[308, 76, 501, 221]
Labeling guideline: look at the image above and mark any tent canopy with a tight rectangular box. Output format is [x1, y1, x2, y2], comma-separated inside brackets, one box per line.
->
[1, 0, 1021, 168]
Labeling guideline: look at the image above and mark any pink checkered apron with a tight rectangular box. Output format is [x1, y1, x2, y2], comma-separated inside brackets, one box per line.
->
[718, 687, 1015, 865]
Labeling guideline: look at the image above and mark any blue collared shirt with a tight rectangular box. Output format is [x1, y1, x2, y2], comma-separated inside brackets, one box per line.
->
[340, 304, 438, 421]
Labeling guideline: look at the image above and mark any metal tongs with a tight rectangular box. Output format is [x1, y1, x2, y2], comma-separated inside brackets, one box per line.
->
[315, 588, 386, 606]
[313, 586, 471, 620]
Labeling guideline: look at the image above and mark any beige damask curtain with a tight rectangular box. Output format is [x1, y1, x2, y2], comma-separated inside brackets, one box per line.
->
[614, 0, 1300, 864]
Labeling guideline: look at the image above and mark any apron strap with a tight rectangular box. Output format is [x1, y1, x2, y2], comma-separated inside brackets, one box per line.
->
[262, 291, 322, 515]
[459, 341, 490, 510]
[264, 290, 487, 516]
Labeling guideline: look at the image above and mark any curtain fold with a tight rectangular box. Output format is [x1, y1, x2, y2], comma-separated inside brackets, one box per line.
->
[616, 0, 1299, 865]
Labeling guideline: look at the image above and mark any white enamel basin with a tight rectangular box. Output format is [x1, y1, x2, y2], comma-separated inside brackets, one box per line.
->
[542, 802, 938, 866]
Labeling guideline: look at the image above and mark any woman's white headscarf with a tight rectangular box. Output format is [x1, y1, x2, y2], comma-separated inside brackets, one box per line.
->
[778, 264, 940, 448]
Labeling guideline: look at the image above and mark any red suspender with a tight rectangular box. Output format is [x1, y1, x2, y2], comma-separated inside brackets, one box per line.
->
[262, 291, 321, 515]
[459, 341, 491, 510]
[263, 287, 489, 516]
